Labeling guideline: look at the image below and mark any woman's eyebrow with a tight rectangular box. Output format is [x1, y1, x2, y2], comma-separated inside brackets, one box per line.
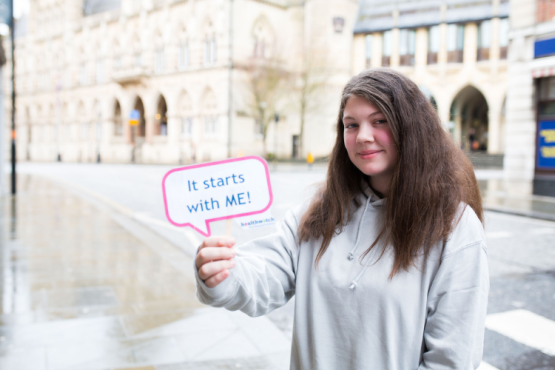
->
[343, 111, 383, 121]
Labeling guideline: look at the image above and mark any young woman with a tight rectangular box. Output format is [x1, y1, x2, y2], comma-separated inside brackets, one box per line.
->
[194, 69, 489, 369]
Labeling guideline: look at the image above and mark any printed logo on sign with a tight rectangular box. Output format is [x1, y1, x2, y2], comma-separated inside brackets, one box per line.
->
[162, 156, 273, 236]
[538, 121, 555, 170]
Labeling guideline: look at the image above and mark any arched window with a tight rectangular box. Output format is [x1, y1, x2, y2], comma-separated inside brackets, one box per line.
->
[179, 39, 190, 69]
[114, 100, 123, 136]
[252, 16, 275, 59]
[203, 22, 216, 66]
[201, 88, 218, 138]
[179, 92, 193, 138]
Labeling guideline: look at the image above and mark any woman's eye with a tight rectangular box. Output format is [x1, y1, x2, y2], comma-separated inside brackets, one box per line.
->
[375, 120, 387, 125]
[345, 123, 358, 129]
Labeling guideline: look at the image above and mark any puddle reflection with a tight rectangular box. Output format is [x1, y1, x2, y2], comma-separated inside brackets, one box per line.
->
[0, 175, 205, 369]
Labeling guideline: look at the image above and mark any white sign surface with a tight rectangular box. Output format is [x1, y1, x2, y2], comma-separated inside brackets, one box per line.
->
[162, 156, 273, 236]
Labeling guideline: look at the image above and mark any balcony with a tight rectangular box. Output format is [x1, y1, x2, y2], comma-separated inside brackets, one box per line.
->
[112, 66, 150, 85]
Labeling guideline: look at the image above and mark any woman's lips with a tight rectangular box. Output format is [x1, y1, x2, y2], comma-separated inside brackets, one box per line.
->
[359, 150, 383, 159]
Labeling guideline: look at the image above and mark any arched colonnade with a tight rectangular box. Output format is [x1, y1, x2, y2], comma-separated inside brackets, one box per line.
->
[419, 83, 506, 154]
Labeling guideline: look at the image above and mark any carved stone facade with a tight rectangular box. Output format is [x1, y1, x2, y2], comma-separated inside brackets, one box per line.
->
[9, 0, 357, 163]
[7, 0, 513, 165]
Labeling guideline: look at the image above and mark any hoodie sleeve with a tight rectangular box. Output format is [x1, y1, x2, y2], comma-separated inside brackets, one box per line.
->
[418, 238, 489, 370]
[194, 209, 299, 317]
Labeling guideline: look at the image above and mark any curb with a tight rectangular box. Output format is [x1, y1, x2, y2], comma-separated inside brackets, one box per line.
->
[483, 205, 555, 222]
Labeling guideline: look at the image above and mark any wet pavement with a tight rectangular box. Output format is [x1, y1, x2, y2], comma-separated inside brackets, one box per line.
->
[3, 163, 555, 370]
[0, 175, 290, 370]
[473, 169, 555, 221]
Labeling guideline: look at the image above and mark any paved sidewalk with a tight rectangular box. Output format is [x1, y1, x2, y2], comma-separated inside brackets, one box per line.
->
[475, 170, 555, 221]
[0, 175, 290, 370]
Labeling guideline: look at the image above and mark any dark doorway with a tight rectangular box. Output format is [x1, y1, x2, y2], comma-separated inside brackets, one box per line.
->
[450, 86, 489, 152]
[133, 97, 146, 138]
[114, 100, 123, 136]
[156, 95, 168, 136]
[292, 135, 299, 159]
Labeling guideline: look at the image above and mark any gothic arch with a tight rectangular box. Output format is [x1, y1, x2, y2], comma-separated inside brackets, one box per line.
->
[155, 94, 168, 136]
[251, 15, 275, 58]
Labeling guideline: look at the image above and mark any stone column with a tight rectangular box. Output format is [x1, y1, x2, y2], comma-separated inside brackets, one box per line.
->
[503, 33, 535, 195]
[487, 105, 502, 154]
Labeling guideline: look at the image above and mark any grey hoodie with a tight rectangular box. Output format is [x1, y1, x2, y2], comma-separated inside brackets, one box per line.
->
[195, 189, 489, 370]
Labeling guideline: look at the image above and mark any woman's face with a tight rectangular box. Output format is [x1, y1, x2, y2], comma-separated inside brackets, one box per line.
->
[343, 95, 398, 193]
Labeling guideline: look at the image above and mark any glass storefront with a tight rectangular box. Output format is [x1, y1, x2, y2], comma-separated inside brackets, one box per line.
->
[535, 77, 555, 196]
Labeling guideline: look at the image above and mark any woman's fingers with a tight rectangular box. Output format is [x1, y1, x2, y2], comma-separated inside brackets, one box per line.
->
[196, 236, 236, 270]
[196, 236, 237, 286]
[196, 246, 236, 268]
[201, 236, 236, 249]
[204, 269, 231, 288]
[198, 258, 236, 282]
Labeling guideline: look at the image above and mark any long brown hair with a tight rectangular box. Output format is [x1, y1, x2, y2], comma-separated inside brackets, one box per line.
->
[298, 68, 483, 277]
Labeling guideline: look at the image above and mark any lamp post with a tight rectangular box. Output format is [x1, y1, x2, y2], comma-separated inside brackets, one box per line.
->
[96, 109, 101, 163]
[273, 112, 279, 169]
[9, 0, 15, 194]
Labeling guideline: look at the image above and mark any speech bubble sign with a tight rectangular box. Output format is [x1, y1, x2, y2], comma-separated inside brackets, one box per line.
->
[162, 156, 273, 237]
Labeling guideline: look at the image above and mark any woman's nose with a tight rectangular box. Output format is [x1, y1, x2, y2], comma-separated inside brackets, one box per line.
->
[356, 124, 374, 143]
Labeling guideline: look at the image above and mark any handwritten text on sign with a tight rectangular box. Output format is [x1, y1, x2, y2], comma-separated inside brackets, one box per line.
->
[162, 156, 273, 236]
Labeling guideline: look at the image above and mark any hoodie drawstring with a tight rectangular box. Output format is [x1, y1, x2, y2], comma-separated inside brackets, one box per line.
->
[347, 196, 371, 262]
[348, 196, 374, 290]
[349, 264, 371, 290]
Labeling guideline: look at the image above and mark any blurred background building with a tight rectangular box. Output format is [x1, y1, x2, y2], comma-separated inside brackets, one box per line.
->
[3, 0, 555, 195]
[352, 0, 509, 156]
[5, 0, 357, 164]
[505, 0, 555, 196]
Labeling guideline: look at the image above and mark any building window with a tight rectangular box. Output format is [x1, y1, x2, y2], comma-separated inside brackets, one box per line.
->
[211, 37, 217, 63]
[399, 29, 416, 66]
[134, 53, 142, 67]
[179, 41, 189, 69]
[447, 24, 464, 63]
[80, 63, 87, 85]
[113, 55, 122, 70]
[155, 48, 165, 73]
[204, 115, 217, 137]
[538, 76, 555, 117]
[96, 59, 104, 83]
[80, 123, 89, 140]
[428, 26, 440, 64]
[254, 37, 266, 58]
[477, 20, 491, 61]
[204, 36, 217, 66]
[365, 34, 373, 68]
[204, 38, 210, 65]
[382, 30, 392, 66]
[499, 18, 509, 59]
[181, 117, 193, 138]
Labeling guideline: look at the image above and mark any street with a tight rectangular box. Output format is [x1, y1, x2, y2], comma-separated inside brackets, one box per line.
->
[1, 162, 554, 370]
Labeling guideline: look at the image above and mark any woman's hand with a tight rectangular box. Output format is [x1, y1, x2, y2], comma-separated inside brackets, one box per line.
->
[196, 236, 236, 288]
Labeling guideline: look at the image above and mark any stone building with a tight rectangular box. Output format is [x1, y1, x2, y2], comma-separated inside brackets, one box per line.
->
[9, 0, 357, 164]
[6, 0, 511, 165]
[351, 0, 510, 155]
[505, 0, 555, 196]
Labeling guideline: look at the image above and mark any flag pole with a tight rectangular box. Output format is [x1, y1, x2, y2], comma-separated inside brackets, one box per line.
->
[10, 0, 15, 195]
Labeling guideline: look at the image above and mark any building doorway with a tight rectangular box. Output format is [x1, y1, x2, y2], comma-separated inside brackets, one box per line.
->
[133, 97, 146, 138]
[131, 97, 146, 163]
[156, 95, 168, 136]
[292, 135, 299, 159]
[450, 86, 489, 151]
[113, 100, 123, 136]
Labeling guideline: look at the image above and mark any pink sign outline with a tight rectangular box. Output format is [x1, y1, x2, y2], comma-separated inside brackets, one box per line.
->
[162, 156, 273, 237]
